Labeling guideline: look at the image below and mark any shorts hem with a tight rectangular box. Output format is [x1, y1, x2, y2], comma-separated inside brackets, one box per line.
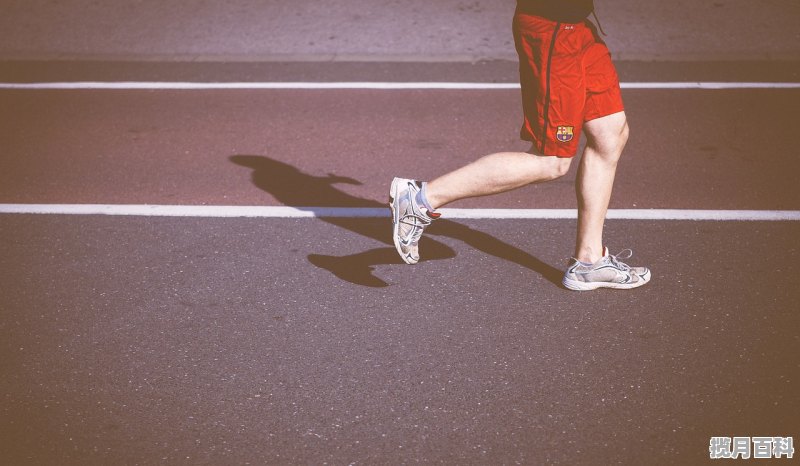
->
[522, 135, 579, 158]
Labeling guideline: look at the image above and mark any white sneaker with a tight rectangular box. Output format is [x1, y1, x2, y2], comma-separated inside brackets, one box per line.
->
[389, 177, 439, 264]
[562, 247, 651, 291]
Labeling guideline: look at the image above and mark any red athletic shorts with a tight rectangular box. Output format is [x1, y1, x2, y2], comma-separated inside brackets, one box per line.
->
[512, 10, 624, 157]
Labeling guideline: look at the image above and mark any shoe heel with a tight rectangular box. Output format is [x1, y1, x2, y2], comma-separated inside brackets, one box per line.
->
[562, 277, 597, 291]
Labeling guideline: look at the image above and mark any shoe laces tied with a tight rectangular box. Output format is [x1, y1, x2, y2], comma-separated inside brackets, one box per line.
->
[399, 212, 432, 244]
[608, 249, 634, 272]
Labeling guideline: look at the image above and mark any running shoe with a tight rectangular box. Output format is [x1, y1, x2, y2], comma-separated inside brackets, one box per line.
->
[562, 247, 651, 291]
[389, 177, 439, 264]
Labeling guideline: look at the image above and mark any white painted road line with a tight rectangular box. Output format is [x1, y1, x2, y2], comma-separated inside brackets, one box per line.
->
[1, 82, 799, 90]
[621, 82, 800, 90]
[1, 204, 799, 221]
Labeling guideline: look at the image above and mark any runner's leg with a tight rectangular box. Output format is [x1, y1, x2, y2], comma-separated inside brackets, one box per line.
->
[574, 110, 629, 263]
[424, 149, 572, 210]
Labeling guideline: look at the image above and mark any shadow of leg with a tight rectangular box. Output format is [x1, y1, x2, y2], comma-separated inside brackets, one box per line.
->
[428, 219, 565, 286]
[229, 155, 562, 287]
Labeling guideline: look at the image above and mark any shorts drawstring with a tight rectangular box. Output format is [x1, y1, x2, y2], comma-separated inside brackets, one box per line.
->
[591, 10, 607, 35]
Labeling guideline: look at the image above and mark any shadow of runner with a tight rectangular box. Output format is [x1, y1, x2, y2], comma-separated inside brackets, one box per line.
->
[427, 221, 564, 286]
[230, 155, 562, 287]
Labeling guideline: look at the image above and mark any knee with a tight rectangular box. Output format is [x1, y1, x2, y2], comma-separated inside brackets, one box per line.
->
[605, 120, 629, 154]
[544, 157, 572, 181]
[595, 121, 629, 165]
[608, 122, 629, 163]
[586, 114, 629, 162]
[619, 121, 630, 149]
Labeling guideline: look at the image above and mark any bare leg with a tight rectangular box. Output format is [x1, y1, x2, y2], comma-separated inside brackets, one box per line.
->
[574, 111, 629, 263]
[424, 149, 572, 209]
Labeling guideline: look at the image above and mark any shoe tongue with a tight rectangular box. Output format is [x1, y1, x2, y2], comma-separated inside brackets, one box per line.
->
[602, 246, 609, 257]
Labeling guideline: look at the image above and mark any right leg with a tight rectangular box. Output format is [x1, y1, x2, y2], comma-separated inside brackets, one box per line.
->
[424, 149, 572, 209]
[391, 11, 576, 264]
[389, 148, 570, 265]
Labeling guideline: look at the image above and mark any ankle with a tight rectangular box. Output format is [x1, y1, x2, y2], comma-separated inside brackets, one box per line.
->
[416, 182, 439, 211]
[575, 245, 605, 264]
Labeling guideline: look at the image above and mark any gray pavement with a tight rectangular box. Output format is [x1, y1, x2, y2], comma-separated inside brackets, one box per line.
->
[1, 59, 799, 83]
[1, 85, 799, 210]
[1, 1, 799, 465]
[2, 216, 798, 465]
[1, 0, 799, 62]
[1, 78, 799, 463]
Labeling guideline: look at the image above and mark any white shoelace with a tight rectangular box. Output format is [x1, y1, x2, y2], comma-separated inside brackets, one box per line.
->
[607, 249, 634, 272]
[399, 213, 432, 244]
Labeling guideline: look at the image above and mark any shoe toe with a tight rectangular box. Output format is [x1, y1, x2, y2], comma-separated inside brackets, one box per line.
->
[398, 244, 419, 264]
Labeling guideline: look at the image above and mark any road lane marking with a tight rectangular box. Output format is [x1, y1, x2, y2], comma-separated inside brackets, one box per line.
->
[1, 204, 799, 221]
[1, 82, 799, 90]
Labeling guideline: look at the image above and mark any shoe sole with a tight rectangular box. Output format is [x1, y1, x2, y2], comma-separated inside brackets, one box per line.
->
[389, 177, 418, 265]
[562, 269, 651, 291]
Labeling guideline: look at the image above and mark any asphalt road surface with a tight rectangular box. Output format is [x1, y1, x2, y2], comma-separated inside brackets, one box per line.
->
[1, 1, 799, 465]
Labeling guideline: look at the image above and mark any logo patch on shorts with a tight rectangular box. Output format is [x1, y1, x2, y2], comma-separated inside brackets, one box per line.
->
[556, 126, 574, 143]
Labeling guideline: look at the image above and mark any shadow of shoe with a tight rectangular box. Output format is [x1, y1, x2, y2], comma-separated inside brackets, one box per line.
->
[230, 154, 561, 287]
[308, 249, 395, 288]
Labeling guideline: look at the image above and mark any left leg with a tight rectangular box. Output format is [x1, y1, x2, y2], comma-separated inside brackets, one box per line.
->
[573, 110, 629, 263]
[562, 109, 651, 290]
